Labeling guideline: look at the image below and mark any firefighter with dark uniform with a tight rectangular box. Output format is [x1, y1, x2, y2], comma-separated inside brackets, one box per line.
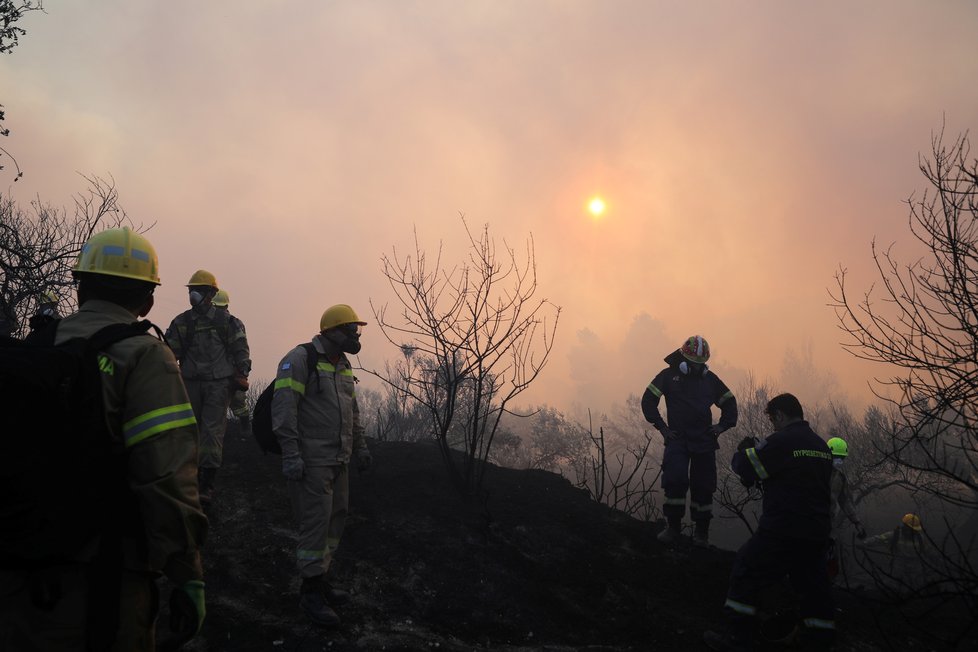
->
[165, 270, 251, 506]
[272, 304, 372, 627]
[0, 227, 208, 650]
[211, 289, 252, 435]
[704, 393, 835, 651]
[27, 290, 61, 334]
[642, 335, 738, 547]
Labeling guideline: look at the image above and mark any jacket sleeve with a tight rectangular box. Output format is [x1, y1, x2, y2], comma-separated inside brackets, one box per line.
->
[730, 449, 759, 486]
[731, 436, 778, 486]
[351, 387, 368, 453]
[714, 377, 738, 430]
[271, 347, 305, 458]
[641, 370, 668, 430]
[163, 314, 186, 363]
[121, 339, 206, 585]
[228, 315, 251, 376]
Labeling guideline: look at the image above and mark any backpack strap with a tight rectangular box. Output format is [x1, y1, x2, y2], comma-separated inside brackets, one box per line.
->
[87, 320, 155, 352]
[299, 342, 322, 393]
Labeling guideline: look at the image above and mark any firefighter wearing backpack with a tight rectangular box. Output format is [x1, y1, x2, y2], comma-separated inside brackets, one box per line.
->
[0, 227, 208, 651]
[165, 269, 251, 506]
[211, 289, 252, 436]
[272, 304, 372, 627]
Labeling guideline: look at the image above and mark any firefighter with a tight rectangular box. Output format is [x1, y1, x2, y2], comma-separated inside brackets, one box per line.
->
[165, 269, 251, 506]
[0, 227, 208, 649]
[826, 436, 865, 581]
[641, 335, 738, 547]
[704, 393, 835, 652]
[862, 512, 924, 551]
[27, 289, 60, 334]
[271, 304, 373, 627]
[211, 289, 251, 435]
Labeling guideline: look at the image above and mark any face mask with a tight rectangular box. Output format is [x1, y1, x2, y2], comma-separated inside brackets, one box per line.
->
[326, 325, 362, 354]
[679, 361, 708, 376]
[833, 458, 845, 468]
[341, 334, 362, 355]
[189, 290, 205, 307]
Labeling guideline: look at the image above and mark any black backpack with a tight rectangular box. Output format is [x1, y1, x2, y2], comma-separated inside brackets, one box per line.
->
[252, 343, 319, 455]
[0, 319, 154, 566]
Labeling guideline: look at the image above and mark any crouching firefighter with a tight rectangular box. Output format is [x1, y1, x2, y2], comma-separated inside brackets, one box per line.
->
[704, 393, 835, 652]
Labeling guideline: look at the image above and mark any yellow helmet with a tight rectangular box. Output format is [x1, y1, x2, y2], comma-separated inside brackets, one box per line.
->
[186, 269, 218, 288]
[212, 289, 230, 307]
[827, 437, 848, 457]
[901, 513, 923, 532]
[320, 304, 366, 332]
[39, 290, 59, 305]
[73, 227, 161, 285]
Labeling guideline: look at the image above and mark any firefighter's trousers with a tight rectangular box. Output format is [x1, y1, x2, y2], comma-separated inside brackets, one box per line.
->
[184, 377, 230, 469]
[288, 464, 350, 579]
[661, 442, 716, 524]
[723, 529, 836, 645]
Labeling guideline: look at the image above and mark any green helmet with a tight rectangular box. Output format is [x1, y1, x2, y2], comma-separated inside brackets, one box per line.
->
[827, 437, 848, 458]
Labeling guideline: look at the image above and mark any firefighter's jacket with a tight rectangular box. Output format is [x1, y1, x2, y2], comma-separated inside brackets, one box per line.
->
[57, 299, 207, 585]
[165, 305, 251, 381]
[642, 363, 737, 453]
[731, 420, 832, 541]
[271, 335, 367, 467]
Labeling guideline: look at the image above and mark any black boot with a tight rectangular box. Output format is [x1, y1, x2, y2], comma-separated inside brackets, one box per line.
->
[693, 520, 710, 548]
[323, 581, 350, 606]
[299, 576, 341, 627]
[657, 516, 683, 544]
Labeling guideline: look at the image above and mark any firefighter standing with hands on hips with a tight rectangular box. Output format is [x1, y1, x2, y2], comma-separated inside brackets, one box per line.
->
[642, 335, 738, 547]
[271, 304, 373, 628]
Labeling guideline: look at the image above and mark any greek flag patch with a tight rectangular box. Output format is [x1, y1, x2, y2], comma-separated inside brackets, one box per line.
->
[280, 361, 292, 370]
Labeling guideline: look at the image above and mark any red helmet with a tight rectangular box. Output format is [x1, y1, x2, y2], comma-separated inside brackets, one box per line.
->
[680, 335, 710, 364]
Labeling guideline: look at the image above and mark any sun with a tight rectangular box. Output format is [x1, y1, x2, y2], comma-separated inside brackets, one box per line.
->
[588, 196, 606, 218]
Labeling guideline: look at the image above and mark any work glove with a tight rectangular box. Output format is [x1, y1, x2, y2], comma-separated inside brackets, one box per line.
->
[356, 448, 372, 472]
[231, 373, 249, 392]
[737, 436, 758, 452]
[160, 580, 205, 651]
[710, 424, 727, 440]
[282, 454, 305, 481]
[657, 425, 678, 443]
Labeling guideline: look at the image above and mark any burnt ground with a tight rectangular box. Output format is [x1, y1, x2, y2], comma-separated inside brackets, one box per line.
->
[167, 424, 969, 652]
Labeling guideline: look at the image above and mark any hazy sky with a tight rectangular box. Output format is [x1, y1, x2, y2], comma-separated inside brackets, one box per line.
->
[3, 1, 977, 418]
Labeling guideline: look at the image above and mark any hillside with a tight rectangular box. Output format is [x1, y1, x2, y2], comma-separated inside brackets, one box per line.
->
[175, 426, 942, 652]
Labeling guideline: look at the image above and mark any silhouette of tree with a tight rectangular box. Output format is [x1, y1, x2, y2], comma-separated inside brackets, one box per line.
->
[1, 175, 145, 337]
[1, 1, 44, 180]
[831, 125, 978, 647]
[370, 217, 560, 500]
